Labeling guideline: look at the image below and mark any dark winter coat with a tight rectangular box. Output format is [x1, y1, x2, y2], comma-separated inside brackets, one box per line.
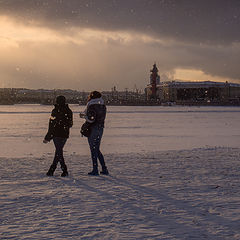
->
[85, 98, 106, 127]
[45, 104, 73, 141]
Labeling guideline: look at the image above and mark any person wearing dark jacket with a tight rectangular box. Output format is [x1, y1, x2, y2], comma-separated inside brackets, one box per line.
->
[43, 95, 73, 177]
[80, 91, 108, 176]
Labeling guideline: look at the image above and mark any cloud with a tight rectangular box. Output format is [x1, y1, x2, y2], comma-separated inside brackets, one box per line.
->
[0, 0, 240, 89]
[1, 25, 239, 90]
[0, 0, 239, 45]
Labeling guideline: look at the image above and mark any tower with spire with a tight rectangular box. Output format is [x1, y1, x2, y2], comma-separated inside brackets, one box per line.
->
[149, 63, 160, 99]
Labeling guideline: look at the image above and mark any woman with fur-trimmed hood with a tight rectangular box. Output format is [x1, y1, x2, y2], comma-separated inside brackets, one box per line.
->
[80, 91, 109, 176]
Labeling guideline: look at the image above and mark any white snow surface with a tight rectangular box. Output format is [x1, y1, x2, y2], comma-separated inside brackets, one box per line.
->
[0, 105, 240, 239]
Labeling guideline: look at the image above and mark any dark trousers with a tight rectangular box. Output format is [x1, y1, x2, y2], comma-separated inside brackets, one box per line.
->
[87, 124, 106, 170]
[50, 137, 67, 172]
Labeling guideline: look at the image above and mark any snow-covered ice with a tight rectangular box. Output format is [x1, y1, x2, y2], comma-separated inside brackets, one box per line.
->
[0, 105, 240, 239]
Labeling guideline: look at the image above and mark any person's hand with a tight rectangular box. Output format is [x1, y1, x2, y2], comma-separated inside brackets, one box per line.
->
[43, 139, 49, 144]
[79, 112, 85, 118]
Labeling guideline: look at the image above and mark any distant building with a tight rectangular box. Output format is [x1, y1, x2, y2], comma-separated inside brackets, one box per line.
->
[161, 81, 240, 104]
[102, 86, 146, 105]
[0, 88, 88, 104]
[0, 88, 15, 104]
[145, 64, 240, 104]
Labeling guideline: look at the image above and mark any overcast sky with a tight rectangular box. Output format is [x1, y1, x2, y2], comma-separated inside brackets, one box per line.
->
[0, 0, 239, 91]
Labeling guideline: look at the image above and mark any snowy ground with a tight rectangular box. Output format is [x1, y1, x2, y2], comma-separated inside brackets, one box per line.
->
[0, 105, 240, 239]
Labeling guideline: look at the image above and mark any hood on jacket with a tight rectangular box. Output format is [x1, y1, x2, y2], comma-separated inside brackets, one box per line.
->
[56, 95, 66, 105]
[87, 97, 104, 107]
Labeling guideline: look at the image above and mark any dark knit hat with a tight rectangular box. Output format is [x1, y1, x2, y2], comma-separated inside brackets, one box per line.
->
[56, 95, 66, 105]
[89, 91, 102, 99]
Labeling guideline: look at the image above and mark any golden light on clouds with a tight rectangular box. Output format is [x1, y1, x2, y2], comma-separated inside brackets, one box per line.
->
[0, 15, 169, 48]
[0, 11, 239, 90]
[0, 16, 52, 45]
[0, 16, 86, 48]
[0, 15, 152, 90]
[174, 68, 231, 83]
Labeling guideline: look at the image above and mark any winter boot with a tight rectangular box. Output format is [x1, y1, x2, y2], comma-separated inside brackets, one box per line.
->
[61, 171, 68, 177]
[100, 167, 109, 175]
[46, 165, 56, 176]
[61, 164, 68, 177]
[88, 167, 99, 176]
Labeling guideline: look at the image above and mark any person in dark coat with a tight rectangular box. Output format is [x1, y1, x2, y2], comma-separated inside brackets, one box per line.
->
[43, 95, 73, 177]
[80, 91, 108, 176]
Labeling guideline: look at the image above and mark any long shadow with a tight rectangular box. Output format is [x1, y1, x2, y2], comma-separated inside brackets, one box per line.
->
[105, 175, 240, 234]
[59, 176, 234, 239]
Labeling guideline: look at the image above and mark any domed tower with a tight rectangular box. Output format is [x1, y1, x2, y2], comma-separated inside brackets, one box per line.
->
[150, 63, 160, 99]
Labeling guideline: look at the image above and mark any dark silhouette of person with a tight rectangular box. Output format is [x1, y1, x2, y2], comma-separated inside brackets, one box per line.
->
[80, 91, 108, 175]
[43, 95, 73, 177]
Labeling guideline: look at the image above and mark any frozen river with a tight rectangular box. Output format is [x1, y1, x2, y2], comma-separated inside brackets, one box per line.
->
[0, 104, 239, 158]
[1, 104, 240, 239]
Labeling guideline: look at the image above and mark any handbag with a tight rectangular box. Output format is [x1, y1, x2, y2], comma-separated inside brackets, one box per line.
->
[80, 122, 92, 137]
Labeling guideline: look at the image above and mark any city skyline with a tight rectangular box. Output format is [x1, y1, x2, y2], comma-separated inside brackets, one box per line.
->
[0, 0, 240, 91]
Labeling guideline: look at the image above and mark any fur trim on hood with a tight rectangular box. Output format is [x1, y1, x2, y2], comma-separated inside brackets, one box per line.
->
[87, 97, 104, 107]
[81, 97, 105, 117]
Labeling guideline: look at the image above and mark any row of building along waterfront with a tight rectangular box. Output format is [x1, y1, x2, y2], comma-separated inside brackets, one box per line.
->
[145, 64, 240, 105]
[0, 88, 146, 105]
[1, 64, 240, 105]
